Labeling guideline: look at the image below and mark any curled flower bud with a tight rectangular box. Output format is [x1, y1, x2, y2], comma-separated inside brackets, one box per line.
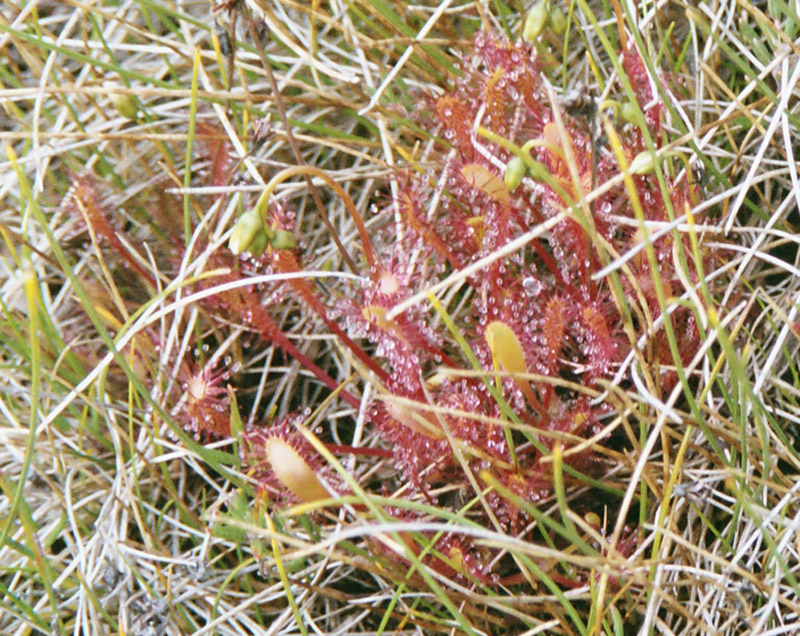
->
[630, 151, 656, 175]
[248, 229, 270, 257]
[526, 159, 551, 183]
[270, 229, 298, 251]
[620, 101, 639, 124]
[504, 156, 527, 192]
[548, 6, 567, 37]
[523, 1, 549, 43]
[229, 209, 265, 255]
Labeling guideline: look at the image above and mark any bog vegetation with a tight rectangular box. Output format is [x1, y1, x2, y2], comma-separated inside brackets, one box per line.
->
[2, 1, 800, 635]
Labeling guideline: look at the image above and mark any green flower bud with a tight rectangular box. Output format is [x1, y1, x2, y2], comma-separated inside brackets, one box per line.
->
[229, 210, 265, 255]
[630, 151, 656, 175]
[548, 6, 567, 36]
[621, 101, 638, 124]
[248, 230, 269, 257]
[270, 229, 298, 251]
[504, 156, 527, 192]
[110, 93, 138, 120]
[523, 1, 549, 43]
[526, 159, 551, 182]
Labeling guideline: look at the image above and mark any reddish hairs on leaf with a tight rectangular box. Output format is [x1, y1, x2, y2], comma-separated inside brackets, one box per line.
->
[434, 95, 474, 158]
[179, 358, 231, 439]
[196, 122, 232, 194]
[67, 175, 156, 286]
[240, 414, 336, 504]
[483, 67, 506, 129]
[580, 300, 623, 376]
[542, 295, 567, 370]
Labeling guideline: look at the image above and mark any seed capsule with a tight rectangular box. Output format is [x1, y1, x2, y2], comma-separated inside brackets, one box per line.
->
[523, 1, 549, 44]
[247, 230, 269, 257]
[229, 209, 265, 255]
[630, 151, 656, 175]
[504, 156, 527, 192]
[110, 93, 138, 120]
[270, 229, 298, 251]
[548, 6, 567, 37]
[620, 101, 639, 124]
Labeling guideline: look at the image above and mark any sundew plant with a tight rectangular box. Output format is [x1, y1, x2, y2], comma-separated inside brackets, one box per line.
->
[2, 2, 800, 635]
[229, 21, 722, 578]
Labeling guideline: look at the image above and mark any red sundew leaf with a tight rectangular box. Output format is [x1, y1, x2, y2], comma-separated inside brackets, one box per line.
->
[543, 295, 567, 366]
[199, 269, 363, 410]
[196, 122, 231, 192]
[270, 249, 390, 384]
[70, 176, 156, 285]
[435, 95, 472, 153]
[240, 416, 340, 505]
[483, 67, 505, 125]
[581, 304, 619, 373]
[71, 176, 116, 244]
[542, 122, 591, 200]
[385, 401, 444, 439]
[399, 190, 462, 268]
[180, 359, 231, 439]
[461, 163, 510, 203]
